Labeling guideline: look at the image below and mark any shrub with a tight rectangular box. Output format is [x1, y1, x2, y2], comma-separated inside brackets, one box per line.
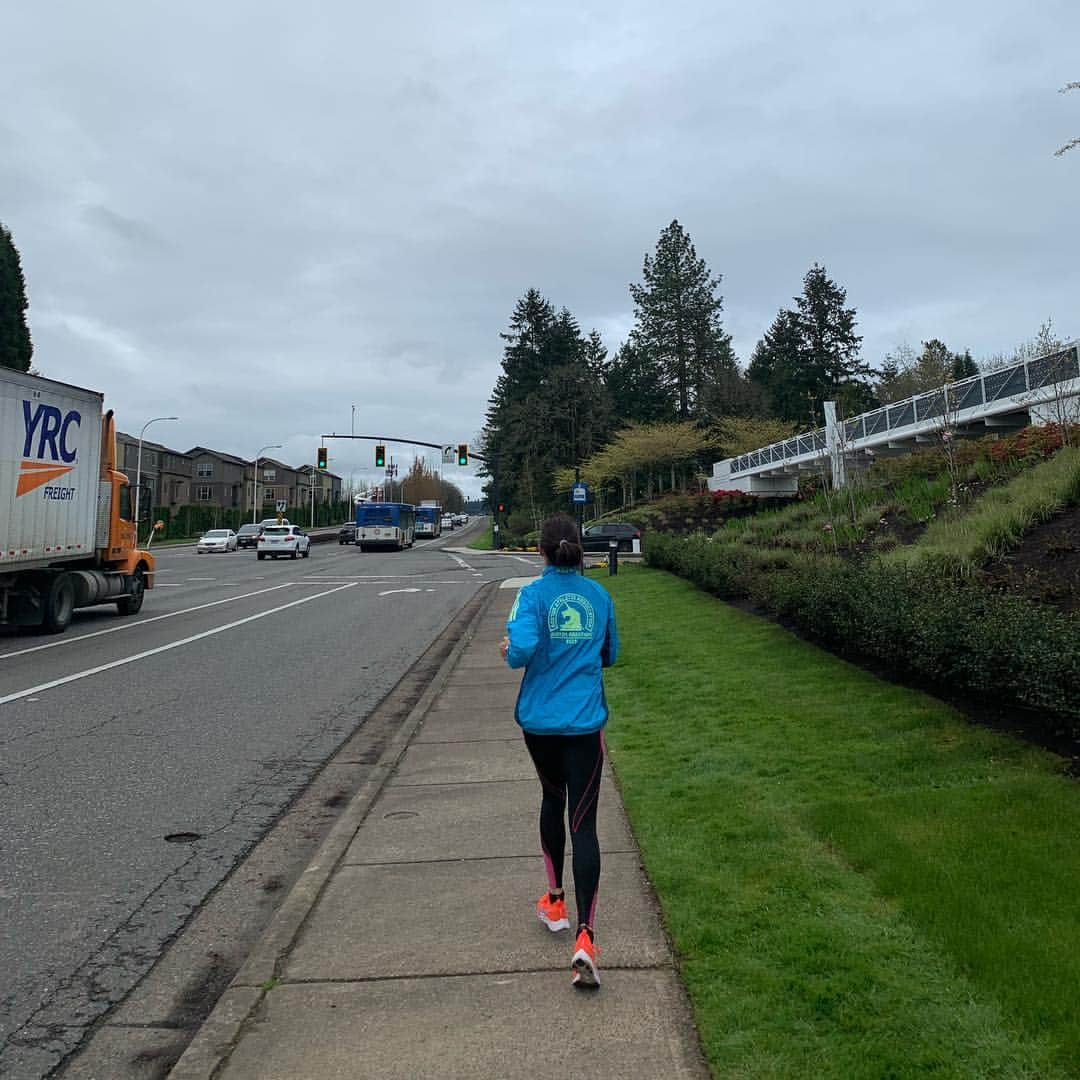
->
[645, 532, 1080, 728]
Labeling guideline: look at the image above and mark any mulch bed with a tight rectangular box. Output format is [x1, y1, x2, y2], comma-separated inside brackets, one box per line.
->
[981, 506, 1080, 615]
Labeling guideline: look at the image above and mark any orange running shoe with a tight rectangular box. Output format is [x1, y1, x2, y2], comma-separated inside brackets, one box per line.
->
[536, 892, 570, 932]
[571, 928, 600, 989]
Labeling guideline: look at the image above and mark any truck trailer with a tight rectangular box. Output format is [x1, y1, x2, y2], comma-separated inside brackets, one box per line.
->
[0, 368, 155, 632]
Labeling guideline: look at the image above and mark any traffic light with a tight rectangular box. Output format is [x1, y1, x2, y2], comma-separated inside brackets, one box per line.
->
[375, 444, 386, 468]
[456, 443, 469, 467]
[317, 446, 328, 470]
[497, 502, 506, 514]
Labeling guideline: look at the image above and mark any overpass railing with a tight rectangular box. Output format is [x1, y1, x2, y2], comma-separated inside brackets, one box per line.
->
[728, 343, 1079, 476]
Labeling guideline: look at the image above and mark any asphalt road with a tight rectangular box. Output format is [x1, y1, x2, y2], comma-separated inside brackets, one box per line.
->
[0, 524, 542, 1078]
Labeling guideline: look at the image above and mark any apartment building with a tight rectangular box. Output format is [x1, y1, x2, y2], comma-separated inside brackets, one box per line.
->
[116, 433, 193, 509]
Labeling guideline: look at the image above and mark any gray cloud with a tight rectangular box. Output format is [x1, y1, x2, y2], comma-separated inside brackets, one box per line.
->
[2, 0, 1078, 494]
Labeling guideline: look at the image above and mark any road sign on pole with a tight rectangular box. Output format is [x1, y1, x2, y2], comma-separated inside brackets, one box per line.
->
[275, 499, 287, 513]
[571, 482, 588, 504]
[442, 445, 455, 465]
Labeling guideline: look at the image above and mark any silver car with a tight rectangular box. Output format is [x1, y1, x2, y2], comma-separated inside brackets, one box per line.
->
[196, 529, 238, 553]
[257, 525, 311, 560]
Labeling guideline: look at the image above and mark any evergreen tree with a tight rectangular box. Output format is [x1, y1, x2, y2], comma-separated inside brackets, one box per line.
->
[605, 337, 677, 425]
[629, 220, 732, 419]
[0, 223, 33, 372]
[749, 265, 871, 424]
[794, 263, 871, 419]
[950, 349, 978, 380]
[746, 308, 805, 422]
[482, 290, 609, 522]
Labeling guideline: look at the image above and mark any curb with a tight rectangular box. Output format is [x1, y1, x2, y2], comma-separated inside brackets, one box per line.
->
[167, 582, 500, 1080]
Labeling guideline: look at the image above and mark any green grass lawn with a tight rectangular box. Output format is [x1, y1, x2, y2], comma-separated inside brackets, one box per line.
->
[593, 564, 1080, 1078]
[468, 526, 494, 550]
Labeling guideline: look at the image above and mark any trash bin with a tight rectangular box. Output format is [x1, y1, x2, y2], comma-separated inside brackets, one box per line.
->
[608, 538, 618, 575]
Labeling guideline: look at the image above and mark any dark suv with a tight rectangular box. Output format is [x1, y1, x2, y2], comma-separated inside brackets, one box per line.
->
[580, 522, 642, 553]
[236, 523, 262, 549]
[339, 522, 357, 545]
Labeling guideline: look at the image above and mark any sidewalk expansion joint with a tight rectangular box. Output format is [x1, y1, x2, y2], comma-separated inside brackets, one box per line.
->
[343, 848, 640, 867]
[272, 963, 674, 985]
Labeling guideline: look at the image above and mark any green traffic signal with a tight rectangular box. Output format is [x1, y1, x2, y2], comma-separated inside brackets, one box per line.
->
[457, 443, 469, 467]
[375, 444, 386, 468]
[317, 446, 328, 470]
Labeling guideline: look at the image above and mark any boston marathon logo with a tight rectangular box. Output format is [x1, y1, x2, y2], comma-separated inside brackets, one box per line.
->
[17, 401, 81, 497]
[547, 593, 595, 643]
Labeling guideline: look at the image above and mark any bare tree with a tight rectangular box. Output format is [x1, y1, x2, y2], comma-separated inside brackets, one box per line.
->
[1055, 82, 1080, 157]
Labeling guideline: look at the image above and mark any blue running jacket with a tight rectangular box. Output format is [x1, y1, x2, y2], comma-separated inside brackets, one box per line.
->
[505, 566, 619, 735]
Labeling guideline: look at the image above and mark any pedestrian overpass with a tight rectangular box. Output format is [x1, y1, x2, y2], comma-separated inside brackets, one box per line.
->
[709, 343, 1080, 493]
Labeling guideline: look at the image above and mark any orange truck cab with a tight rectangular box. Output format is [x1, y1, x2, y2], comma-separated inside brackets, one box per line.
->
[0, 369, 155, 632]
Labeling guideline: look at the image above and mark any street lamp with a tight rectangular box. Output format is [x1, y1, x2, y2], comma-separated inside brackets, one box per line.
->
[253, 444, 282, 522]
[135, 416, 179, 544]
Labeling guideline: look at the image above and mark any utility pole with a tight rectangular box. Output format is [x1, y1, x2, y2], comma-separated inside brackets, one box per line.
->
[575, 465, 583, 541]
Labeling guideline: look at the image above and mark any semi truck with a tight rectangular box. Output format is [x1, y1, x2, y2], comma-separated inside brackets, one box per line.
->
[0, 368, 155, 632]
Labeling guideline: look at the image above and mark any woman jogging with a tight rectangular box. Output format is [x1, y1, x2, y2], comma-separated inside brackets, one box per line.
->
[500, 513, 619, 989]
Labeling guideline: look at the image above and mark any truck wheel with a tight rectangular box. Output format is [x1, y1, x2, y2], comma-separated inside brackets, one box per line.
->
[42, 572, 76, 633]
[117, 567, 145, 616]
[257, 552, 265, 560]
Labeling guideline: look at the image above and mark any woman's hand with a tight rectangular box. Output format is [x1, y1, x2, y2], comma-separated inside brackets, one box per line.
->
[499, 635, 510, 660]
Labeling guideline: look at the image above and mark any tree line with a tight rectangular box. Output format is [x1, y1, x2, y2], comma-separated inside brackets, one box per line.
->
[480, 219, 1070, 525]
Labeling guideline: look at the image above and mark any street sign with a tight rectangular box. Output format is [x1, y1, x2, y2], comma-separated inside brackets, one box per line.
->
[442, 445, 455, 465]
[275, 499, 287, 512]
[571, 483, 588, 505]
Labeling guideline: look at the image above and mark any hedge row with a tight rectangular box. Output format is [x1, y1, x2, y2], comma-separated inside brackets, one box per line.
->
[149, 503, 353, 539]
[645, 532, 1080, 727]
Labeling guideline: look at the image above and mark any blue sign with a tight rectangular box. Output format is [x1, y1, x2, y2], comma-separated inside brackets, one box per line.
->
[571, 483, 588, 504]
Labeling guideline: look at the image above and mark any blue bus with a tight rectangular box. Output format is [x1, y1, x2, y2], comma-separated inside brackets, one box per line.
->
[414, 505, 442, 539]
[355, 502, 416, 551]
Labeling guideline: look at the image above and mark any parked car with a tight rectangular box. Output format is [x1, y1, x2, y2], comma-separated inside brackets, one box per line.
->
[236, 523, 263, 549]
[580, 522, 642, 553]
[257, 524, 311, 560]
[441, 515, 455, 531]
[454, 514, 467, 526]
[339, 522, 357, 545]
[196, 529, 238, 553]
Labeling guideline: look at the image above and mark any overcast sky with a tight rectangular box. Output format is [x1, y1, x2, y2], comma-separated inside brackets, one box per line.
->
[3, 0, 1077, 494]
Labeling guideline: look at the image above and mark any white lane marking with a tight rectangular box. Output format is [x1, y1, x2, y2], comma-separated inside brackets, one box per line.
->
[303, 577, 476, 585]
[156, 583, 184, 587]
[0, 583, 357, 706]
[378, 588, 422, 596]
[445, 552, 474, 572]
[186, 577, 217, 582]
[0, 583, 296, 661]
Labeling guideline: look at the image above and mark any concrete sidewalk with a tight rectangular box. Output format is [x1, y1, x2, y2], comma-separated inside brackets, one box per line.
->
[171, 581, 707, 1079]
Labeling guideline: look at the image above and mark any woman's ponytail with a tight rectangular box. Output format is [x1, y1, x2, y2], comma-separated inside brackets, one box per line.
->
[540, 513, 583, 568]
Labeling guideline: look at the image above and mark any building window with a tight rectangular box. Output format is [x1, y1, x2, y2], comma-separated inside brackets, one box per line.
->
[197, 486, 212, 501]
[263, 487, 275, 502]
[263, 469, 276, 481]
[197, 463, 213, 478]
[146, 451, 159, 467]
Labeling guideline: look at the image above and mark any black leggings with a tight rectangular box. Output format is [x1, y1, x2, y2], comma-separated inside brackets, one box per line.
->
[523, 729, 604, 931]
